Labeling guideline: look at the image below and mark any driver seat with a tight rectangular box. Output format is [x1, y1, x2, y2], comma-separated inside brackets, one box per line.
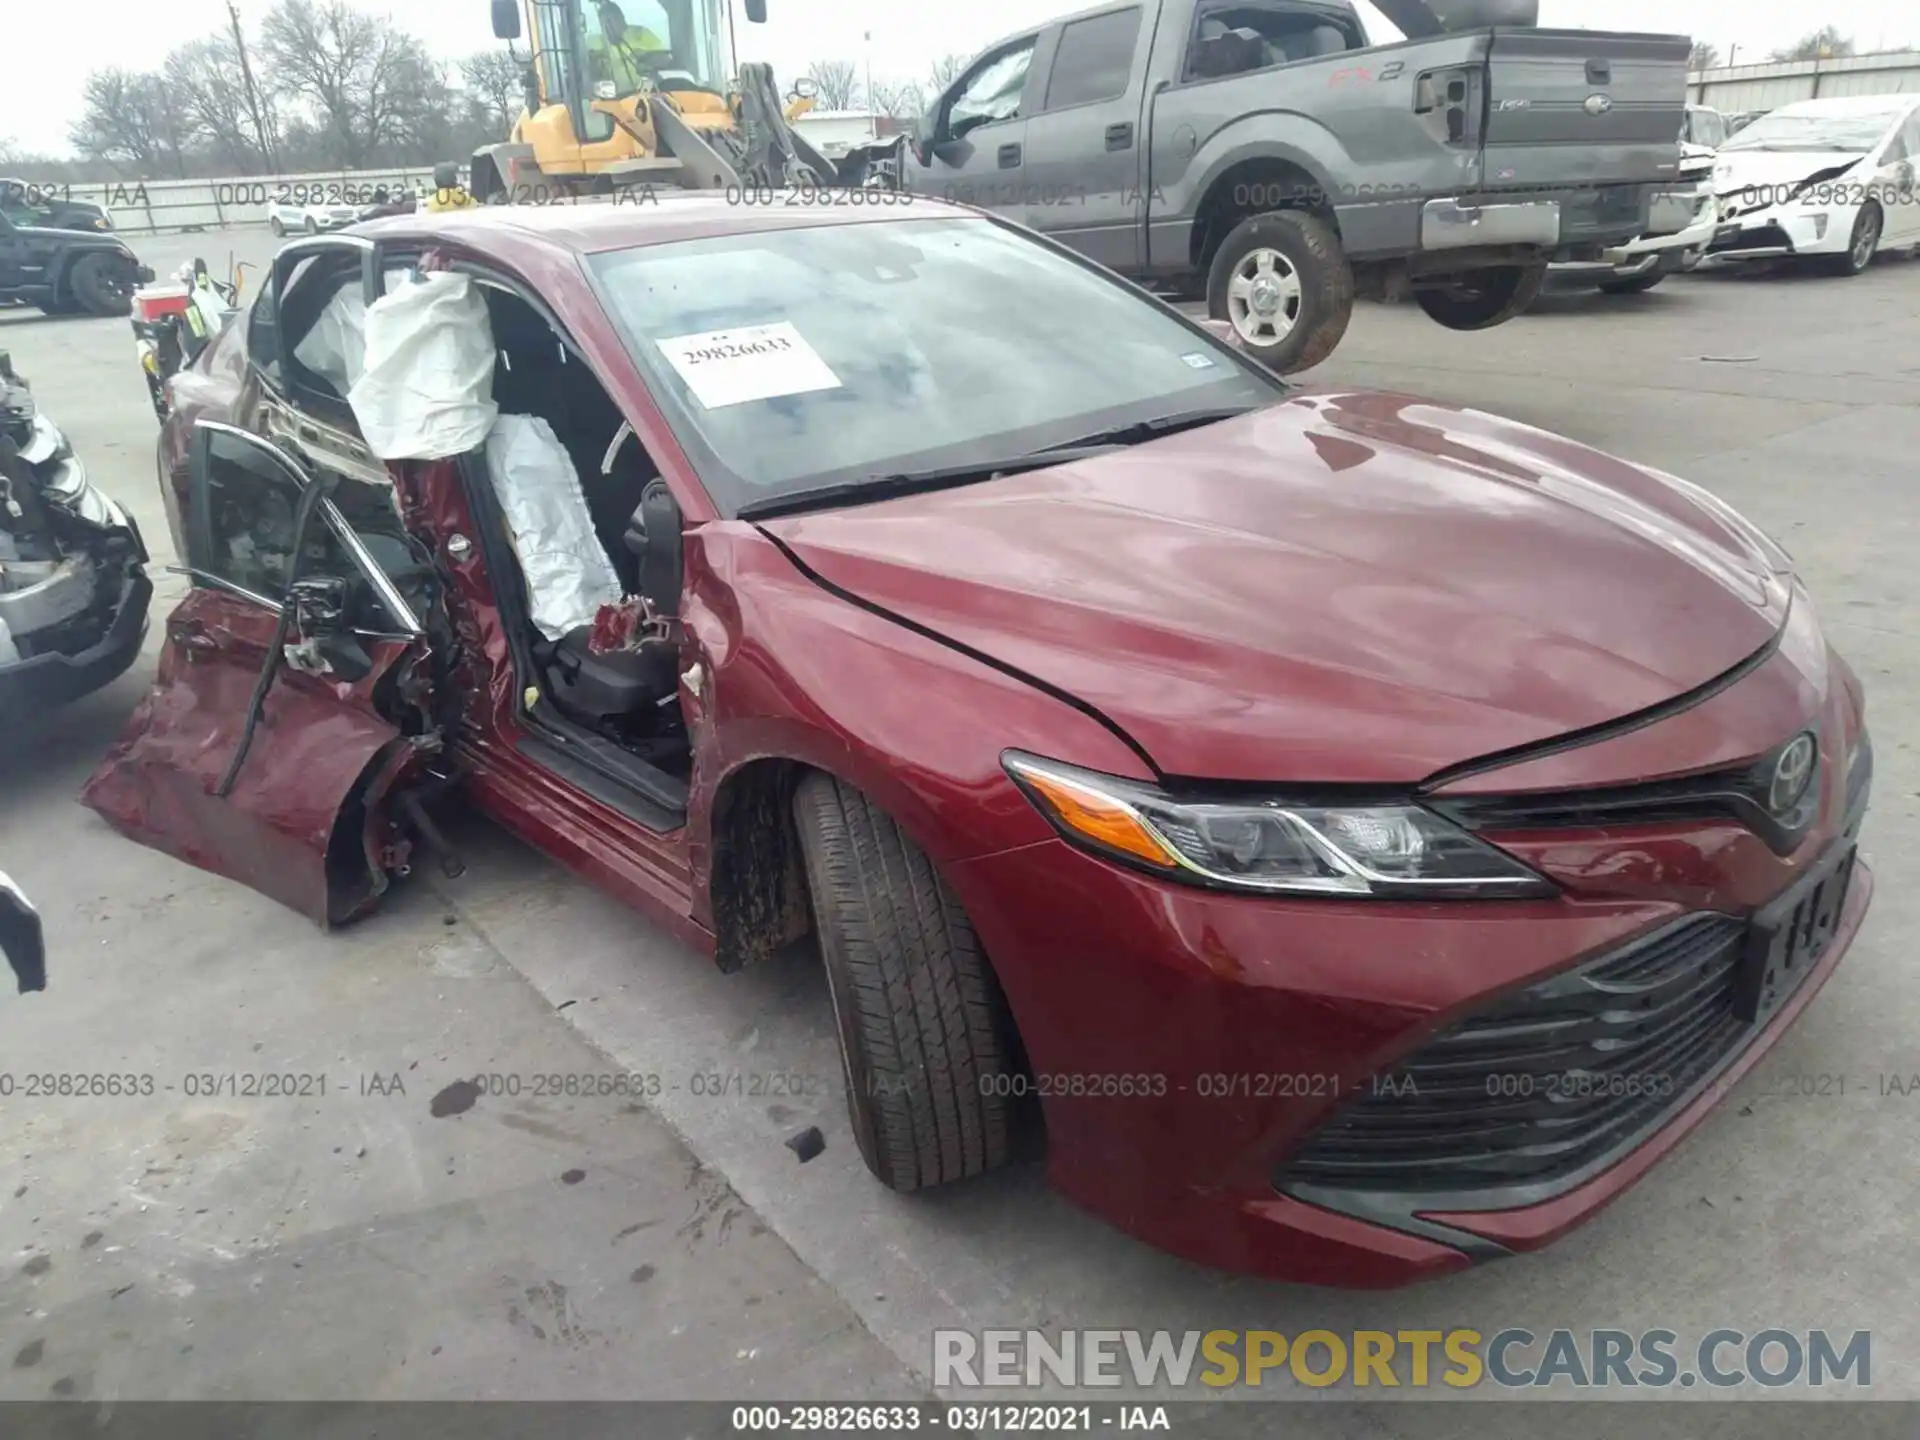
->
[540, 479, 681, 728]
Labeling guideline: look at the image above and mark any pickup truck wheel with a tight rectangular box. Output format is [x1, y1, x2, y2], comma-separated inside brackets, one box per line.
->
[1415, 264, 1549, 330]
[1207, 211, 1352, 374]
[67, 253, 135, 317]
[793, 772, 1015, 1192]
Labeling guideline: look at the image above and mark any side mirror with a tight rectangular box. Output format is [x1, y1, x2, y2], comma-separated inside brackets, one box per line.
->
[0, 872, 46, 996]
[625, 479, 684, 619]
[491, 0, 521, 40]
[288, 574, 350, 635]
[744, 0, 767, 22]
[911, 112, 941, 165]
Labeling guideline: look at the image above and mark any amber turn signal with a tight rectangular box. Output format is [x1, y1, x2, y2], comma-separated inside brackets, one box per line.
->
[1004, 757, 1181, 870]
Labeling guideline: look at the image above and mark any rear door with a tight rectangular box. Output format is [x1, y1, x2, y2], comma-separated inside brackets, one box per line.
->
[81, 422, 439, 929]
[1480, 29, 1691, 190]
[1019, 5, 1149, 269]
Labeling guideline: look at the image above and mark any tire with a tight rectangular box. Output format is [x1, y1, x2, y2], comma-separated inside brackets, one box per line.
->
[37, 294, 81, 316]
[304, 215, 319, 236]
[66, 252, 134, 317]
[1205, 210, 1353, 374]
[1597, 251, 1681, 296]
[269, 216, 285, 237]
[1825, 204, 1882, 276]
[793, 772, 1015, 1193]
[1415, 264, 1549, 330]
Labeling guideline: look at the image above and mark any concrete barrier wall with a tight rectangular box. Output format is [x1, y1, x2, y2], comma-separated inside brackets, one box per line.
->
[1689, 50, 1920, 113]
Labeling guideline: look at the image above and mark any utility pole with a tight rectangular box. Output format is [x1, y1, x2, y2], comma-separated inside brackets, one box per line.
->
[228, 1, 278, 172]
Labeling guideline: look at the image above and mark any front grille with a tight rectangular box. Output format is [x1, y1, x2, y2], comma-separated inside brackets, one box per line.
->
[1428, 730, 1821, 858]
[1279, 914, 1751, 1193]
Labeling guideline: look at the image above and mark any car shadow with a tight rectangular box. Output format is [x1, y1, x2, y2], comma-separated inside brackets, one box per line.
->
[0, 665, 148, 814]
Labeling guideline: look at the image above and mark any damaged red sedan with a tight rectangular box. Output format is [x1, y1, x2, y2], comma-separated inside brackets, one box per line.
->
[85, 198, 1873, 1287]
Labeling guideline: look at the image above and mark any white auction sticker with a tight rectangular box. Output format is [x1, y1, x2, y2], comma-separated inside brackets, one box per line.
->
[656, 322, 843, 409]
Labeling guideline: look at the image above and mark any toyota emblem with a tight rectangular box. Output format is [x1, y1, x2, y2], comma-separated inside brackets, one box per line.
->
[1769, 734, 1818, 817]
[1584, 94, 1615, 116]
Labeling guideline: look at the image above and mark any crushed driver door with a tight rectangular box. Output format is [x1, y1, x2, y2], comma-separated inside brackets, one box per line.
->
[83, 421, 442, 928]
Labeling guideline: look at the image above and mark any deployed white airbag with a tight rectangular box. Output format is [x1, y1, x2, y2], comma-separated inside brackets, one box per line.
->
[482, 414, 624, 641]
[294, 285, 367, 394]
[348, 273, 499, 460]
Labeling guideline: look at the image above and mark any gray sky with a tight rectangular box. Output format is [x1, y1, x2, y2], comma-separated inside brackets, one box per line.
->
[5, 0, 1916, 156]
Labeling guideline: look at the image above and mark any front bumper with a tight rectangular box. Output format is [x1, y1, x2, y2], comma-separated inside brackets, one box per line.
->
[1704, 200, 1850, 261]
[0, 564, 151, 717]
[950, 640, 1873, 1287]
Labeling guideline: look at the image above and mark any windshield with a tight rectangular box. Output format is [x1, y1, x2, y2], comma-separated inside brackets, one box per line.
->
[577, 0, 727, 97]
[1720, 107, 1905, 154]
[588, 217, 1283, 517]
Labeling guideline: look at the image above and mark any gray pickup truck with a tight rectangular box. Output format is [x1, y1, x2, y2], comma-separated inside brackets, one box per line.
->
[898, 0, 1691, 370]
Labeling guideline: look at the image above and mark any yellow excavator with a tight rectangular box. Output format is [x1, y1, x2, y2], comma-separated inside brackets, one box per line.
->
[472, 0, 896, 201]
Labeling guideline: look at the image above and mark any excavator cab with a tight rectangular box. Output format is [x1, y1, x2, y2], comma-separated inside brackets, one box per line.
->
[475, 0, 892, 200]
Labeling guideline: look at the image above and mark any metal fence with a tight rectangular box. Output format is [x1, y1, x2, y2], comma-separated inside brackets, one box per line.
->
[1689, 50, 1920, 113]
[28, 167, 462, 236]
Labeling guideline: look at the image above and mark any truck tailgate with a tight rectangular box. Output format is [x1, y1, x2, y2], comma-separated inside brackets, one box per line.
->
[1481, 29, 1689, 188]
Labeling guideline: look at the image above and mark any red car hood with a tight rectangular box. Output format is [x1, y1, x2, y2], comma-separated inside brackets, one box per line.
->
[761, 391, 1790, 784]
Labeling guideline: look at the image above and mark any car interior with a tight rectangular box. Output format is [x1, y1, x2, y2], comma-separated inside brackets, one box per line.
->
[1188, 4, 1359, 80]
[271, 256, 694, 826]
[477, 283, 692, 792]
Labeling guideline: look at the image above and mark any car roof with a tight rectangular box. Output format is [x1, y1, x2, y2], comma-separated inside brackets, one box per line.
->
[354, 191, 986, 262]
[1766, 94, 1919, 117]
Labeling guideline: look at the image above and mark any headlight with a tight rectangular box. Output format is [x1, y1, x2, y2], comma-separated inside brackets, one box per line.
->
[1003, 754, 1554, 900]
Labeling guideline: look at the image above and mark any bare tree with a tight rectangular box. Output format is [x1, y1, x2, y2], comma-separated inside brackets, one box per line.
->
[867, 79, 926, 119]
[262, 0, 447, 168]
[805, 59, 862, 110]
[927, 53, 969, 95]
[70, 69, 196, 177]
[165, 37, 280, 172]
[1770, 27, 1855, 61]
[460, 50, 527, 134]
[1688, 41, 1721, 70]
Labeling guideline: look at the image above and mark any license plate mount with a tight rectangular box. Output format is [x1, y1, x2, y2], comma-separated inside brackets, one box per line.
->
[1734, 845, 1856, 1026]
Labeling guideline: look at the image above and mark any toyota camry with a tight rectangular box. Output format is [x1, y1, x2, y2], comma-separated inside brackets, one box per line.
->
[83, 195, 1872, 1286]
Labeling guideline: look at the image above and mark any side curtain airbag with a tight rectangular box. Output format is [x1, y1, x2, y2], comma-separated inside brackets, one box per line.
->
[349, 273, 499, 460]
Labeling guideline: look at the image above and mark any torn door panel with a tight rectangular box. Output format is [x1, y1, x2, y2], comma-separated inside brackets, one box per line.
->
[80, 590, 429, 928]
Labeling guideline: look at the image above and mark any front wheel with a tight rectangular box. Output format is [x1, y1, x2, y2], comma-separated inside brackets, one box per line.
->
[1206, 210, 1354, 374]
[1825, 204, 1882, 276]
[67, 253, 135, 317]
[1415, 264, 1549, 330]
[793, 772, 1016, 1193]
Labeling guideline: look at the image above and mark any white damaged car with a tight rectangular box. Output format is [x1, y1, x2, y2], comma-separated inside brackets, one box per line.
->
[1706, 95, 1920, 275]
